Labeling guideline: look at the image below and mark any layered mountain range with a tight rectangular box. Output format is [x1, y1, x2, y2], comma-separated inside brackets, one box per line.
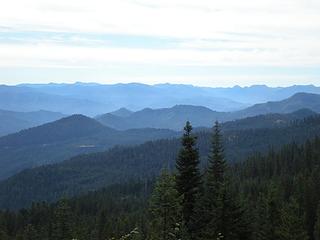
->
[0, 83, 320, 210]
[96, 92, 320, 130]
[1, 83, 319, 115]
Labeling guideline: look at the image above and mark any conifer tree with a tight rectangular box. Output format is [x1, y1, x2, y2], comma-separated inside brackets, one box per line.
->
[149, 169, 181, 240]
[175, 121, 201, 238]
[0, 229, 9, 240]
[97, 210, 107, 240]
[314, 202, 320, 240]
[207, 121, 226, 189]
[276, 198, 309, 240]
[200, 121, 251, 240]
[255, 184, 281, 240]
[22, 224, 39, 240]
[51, 199, 73, 240]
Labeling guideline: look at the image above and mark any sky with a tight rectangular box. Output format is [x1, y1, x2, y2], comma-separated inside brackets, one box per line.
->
[0, 0, 320, 87]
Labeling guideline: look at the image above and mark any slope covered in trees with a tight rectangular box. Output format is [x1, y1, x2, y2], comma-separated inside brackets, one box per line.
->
[0, 109, 315, 180]
[221, 108, 316, 130]
[1, 115, 320, 209]
[1, 123, 320, 240]
[0, 115, 178, 179]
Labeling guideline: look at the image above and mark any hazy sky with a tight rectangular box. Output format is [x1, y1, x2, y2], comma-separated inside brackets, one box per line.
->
[0, 0, 320, 87]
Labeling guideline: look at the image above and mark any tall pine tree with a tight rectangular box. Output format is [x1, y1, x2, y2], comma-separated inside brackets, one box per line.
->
[21, 224, 40, 240]
[314, 202, 320, 240]
[51, 200, 73, 240]
[175, 121, 201, 239]
[255, 183, 282, 240]
[200, 121, 251, 240]
[207, 121, 226, 188]
[276, 198, 309, 240]
[149, 169, 181, 240]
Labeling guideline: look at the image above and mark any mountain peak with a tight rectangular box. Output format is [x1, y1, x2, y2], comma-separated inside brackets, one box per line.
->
[238, 92, 320, 117]
[0, 114, 109, 148]
[110, 108, 133, 117]
[290, 92, 320, 99]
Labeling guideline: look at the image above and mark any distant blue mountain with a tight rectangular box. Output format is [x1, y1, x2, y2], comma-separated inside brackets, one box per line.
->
[236, 92, 320, 118]
[96, 93, 320, 130]
[18, 82, 247, 112]
[109, 107, 133, 117]
[0, 85, 109, 116]
[0, 109, 65, 136]
[96, 105, 231, 130]
[4, 83, 320, 116]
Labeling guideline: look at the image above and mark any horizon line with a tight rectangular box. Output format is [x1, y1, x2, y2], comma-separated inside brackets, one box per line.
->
[1, 81, 319, 89]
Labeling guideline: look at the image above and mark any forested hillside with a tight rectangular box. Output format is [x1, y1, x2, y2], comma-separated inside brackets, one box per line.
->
[0, 123, 320, 240]
[1, 115, 320, 209]
[0, 109, 314, 180]
[0, 115, 178, 179]
[221, 108, 316, 130]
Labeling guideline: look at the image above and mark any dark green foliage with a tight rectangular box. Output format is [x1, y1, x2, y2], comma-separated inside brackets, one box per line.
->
[175, 121, 202, 236]
[1, 115, 320, 209]
[254, 184, 282, 240]
[149, 170, 181, 240]
[314, 202, 320, 240]
[199, 122, 251, 240]
[0, 181, 151, 240]
[21, 224, 39, 240]
[51, 200, 73, 240]
[234, 136, 320, 240]
[207, 121, 226, 188]
[1, 120, 320, 239]
[0, 229, 9, 240]
[276, 199, 309, 240]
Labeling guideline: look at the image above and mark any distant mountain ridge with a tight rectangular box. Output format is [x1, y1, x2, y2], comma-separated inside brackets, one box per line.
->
[14, 83, 247, 113]
[96, 93, 320, 130]
[110, 108, 133, 117]
[237, 92, 320, 117]
[221, 108, 317, 131]
[13, 83, 320, 115]
[97, 105, 230, 130]
[0, 109, 65, 137]
[0, 85, 110, 116]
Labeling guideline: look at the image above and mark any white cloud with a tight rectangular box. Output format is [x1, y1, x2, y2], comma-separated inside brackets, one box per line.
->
[0, 42, 319, 68]
[1, 0, 319, 37]
[0, 0, 319, 85]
